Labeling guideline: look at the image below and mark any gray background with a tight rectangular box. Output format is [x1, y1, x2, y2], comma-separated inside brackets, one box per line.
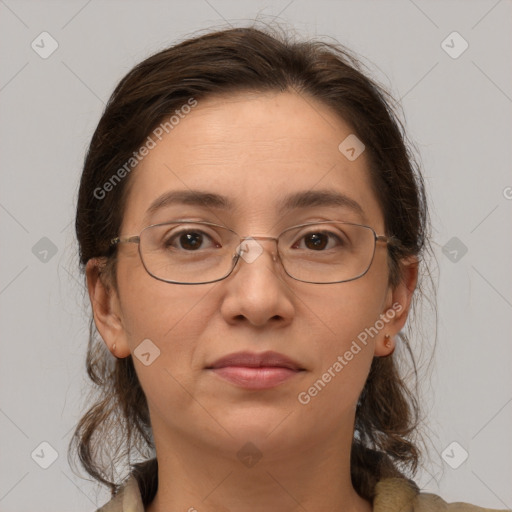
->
[1, 0, 511, 510]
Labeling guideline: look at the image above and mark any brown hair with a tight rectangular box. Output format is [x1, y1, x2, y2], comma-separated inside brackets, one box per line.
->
[70, 23, 432, 504]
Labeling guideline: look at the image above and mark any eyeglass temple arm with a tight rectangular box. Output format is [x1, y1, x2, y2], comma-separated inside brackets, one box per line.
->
[376, 234, 402, 248]
[111, 236, 140, 246]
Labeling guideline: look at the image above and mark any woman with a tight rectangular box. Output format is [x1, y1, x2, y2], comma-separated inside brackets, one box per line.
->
[70, 25, 506, 511]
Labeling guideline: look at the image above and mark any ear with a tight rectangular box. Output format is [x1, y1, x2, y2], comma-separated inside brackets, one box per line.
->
[374, 255, 419, 357]
[85, 258, 131, 358]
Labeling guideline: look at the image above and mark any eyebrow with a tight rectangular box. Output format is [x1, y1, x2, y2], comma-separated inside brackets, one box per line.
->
[143, 189, 366, 223]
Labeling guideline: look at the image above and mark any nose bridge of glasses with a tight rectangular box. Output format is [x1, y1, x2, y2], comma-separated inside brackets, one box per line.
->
[236, 235, 280, 264]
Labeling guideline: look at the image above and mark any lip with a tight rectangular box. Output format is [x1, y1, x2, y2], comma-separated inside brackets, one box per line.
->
[206, 351, 305, 390]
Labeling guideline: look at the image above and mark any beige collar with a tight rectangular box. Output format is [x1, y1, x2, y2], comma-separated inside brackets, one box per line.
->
[373, 477, 419, 511]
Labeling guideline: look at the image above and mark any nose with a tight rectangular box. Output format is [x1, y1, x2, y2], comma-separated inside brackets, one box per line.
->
[235, 236, 279, 265]
[220, 237, 295, 328]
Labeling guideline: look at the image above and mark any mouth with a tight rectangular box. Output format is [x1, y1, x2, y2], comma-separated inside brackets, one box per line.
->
[206, 351, 306, 390]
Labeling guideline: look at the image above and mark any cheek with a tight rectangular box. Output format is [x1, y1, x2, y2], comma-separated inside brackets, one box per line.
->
[117, 260, 217, 369]
[307, 261, 389, 353]
[298, 258, 390, 402]
[296, 307, 379, 426]
[117, 279, 218, 418]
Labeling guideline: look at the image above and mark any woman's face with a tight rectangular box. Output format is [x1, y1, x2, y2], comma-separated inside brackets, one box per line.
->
[88, 90, 415, 460]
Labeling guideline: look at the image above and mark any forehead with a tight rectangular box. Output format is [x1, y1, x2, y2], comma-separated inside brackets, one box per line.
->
[121, 90, 384, 233]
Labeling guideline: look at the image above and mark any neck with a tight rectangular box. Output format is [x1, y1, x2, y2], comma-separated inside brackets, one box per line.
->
[145, 419, 372, 512]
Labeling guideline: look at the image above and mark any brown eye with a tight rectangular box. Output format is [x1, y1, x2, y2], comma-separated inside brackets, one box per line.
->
[161, 229, 220, 251]
[304, 233, 329, 250]
[292, 229, 345, 251]
[178, 232, 204, 250]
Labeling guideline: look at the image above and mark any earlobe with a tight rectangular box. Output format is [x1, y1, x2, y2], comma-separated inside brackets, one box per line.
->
[375, 333, 395, 358]
[374, 333, 396, 357]
[85, 258, 131, 358]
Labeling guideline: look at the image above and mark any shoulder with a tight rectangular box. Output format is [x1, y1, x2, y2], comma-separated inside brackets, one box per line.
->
[94, 474, 510, 512]
[95, 475, 144, 512]
[374, 478, 510, 512]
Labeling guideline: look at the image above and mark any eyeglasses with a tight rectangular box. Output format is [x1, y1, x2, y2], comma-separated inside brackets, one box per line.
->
[110, 220, 401, 285]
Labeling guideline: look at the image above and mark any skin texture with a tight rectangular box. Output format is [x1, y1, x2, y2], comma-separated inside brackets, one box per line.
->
[86, 90, 418, 512]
